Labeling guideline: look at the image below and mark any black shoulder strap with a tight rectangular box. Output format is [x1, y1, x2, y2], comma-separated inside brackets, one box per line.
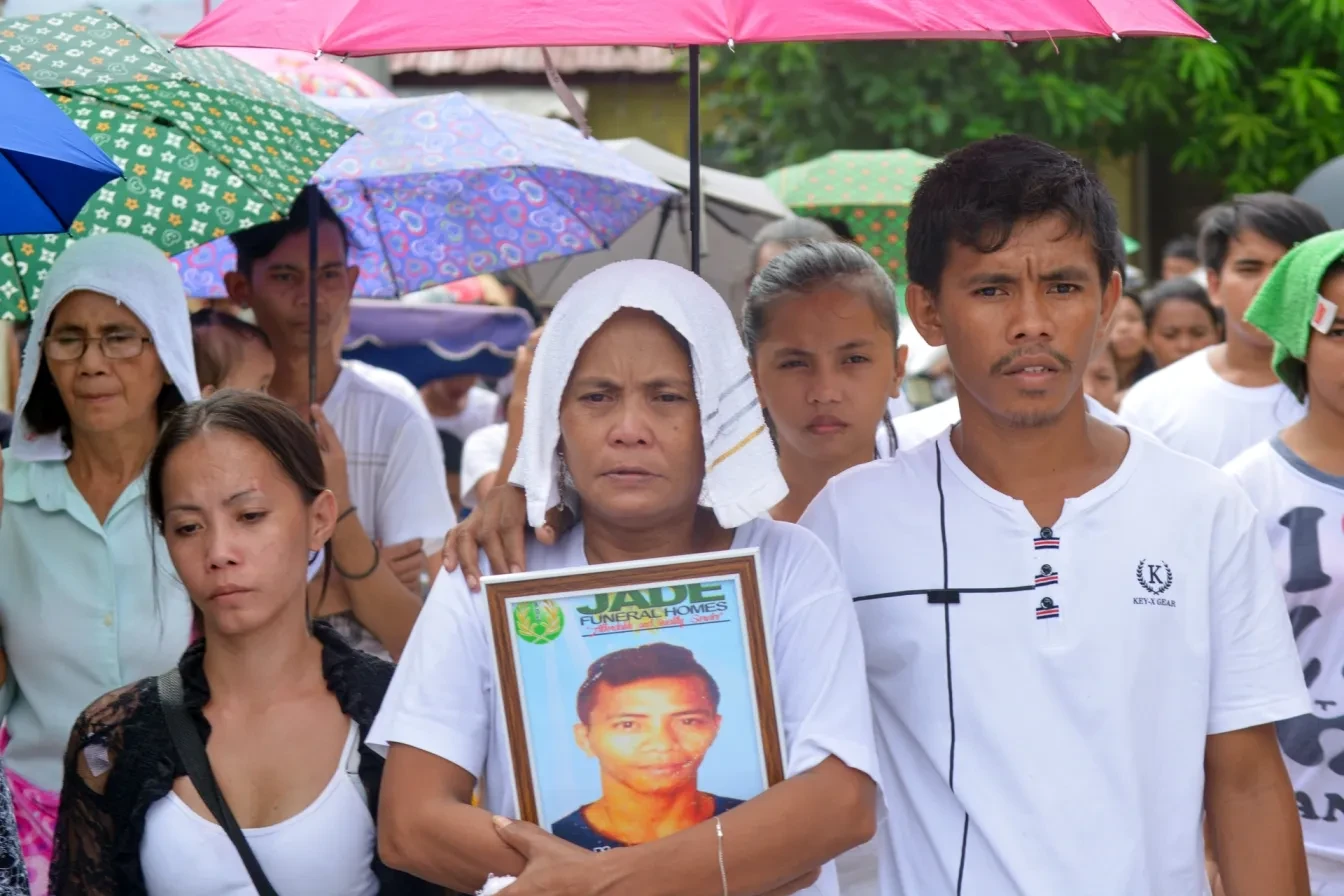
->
[157, 670, 280, 896]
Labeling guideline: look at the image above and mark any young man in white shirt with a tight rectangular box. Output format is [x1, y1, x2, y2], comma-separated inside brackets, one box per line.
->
[889, 234, 1131, 453]
[225, 186, 455, 659]
[802, 135, 1309, 895]
[1224, 231, 1344, 893]
[1120, 193, 1327, 466]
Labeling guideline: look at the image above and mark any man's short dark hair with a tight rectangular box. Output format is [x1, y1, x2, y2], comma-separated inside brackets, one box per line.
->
[1196, 193, 1329, 275]
[1162, 235, 1198, 263]
[906, 135, 1121, 294]
[576, 643, 720, 726]
[229, 184, 349, 278]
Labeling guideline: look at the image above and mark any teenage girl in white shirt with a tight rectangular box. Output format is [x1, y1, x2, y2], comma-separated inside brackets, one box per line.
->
[741, 240, 908, 524]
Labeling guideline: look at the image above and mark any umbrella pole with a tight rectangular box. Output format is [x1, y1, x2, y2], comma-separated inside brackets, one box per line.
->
[308, 186, 319, 415]
[688, 45, 702, 276]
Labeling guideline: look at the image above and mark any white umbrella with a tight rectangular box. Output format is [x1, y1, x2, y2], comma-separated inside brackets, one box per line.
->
[515, 138, 792, 315]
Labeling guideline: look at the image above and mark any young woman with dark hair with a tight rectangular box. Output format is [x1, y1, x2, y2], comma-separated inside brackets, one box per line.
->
[1143, 277, 1222, 370]
[50, 391, 438, 896]
[1108, 292, 1156, 390]
[742, 240, 907, 522]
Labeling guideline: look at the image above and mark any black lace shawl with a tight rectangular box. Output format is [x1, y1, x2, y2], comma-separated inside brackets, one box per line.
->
[0, 759, 29, 895]
[48, 623, 442, 896]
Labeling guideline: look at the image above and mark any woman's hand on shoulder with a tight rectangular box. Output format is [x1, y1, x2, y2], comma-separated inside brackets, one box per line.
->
[441, 485, 573, 590]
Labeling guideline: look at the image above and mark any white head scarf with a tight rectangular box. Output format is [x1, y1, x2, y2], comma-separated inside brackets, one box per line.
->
[10, 234, 201, 462]
[509, 259, 787, 529]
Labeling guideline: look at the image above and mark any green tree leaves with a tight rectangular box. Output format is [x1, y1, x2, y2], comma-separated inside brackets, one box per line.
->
[703, 1, 1344, 194]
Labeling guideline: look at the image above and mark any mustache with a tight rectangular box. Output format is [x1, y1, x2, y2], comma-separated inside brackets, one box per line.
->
[989, 346, 1074, 376]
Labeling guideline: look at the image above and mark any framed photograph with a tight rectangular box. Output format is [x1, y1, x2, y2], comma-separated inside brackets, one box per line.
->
[484, 548, 785, 850]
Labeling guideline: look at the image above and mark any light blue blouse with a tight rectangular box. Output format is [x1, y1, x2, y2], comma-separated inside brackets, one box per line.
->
[0, 451, 192, 792]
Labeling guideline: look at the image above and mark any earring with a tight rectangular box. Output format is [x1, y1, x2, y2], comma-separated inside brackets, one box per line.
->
[556, 448, 577, 510]
[557, 452, 573, 507]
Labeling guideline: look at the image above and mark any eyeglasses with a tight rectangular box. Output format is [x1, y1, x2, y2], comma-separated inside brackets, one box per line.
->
[43, 331, 153, 362]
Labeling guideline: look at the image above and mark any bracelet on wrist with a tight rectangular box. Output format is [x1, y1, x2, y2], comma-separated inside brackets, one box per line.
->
[334, 537, 379, 581]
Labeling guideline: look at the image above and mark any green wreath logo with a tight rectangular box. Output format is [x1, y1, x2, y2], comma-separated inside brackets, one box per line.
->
[514, 600, 565, 645]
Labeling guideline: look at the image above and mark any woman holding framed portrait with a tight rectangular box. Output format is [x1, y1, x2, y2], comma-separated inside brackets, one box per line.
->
[371, 260, 880, 896]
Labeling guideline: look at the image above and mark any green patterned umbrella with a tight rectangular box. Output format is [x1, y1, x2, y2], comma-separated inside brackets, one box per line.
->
[0, 8, 355, 320]
[765, 149, 938, 283]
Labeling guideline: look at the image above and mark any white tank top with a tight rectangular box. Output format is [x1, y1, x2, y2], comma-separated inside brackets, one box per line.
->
[140, 719, 379, 896]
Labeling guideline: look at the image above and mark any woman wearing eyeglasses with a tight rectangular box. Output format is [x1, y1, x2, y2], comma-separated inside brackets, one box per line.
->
[0, 234, 199, 894]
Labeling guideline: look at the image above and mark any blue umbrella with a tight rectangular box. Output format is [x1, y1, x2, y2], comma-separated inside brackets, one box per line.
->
[341, 299, 533, 387]
[0, 56, 121, 236]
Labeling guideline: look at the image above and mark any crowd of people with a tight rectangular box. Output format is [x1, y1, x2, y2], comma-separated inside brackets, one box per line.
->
[0, 130, 1337, 896]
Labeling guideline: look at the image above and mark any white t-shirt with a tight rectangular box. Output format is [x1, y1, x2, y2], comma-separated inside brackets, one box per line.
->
[318, 361, 455, 656]
[324, 360, 455, 553]
[881, 394, 1121, 455]
[433, 385, 500, 443]
[800, 428, 1309, 896]
[140, 720, 377, 896]
[1119, 346, 1306, 467]
[459, 422, 508, 510]
[1225, 437, 1344, 887]
[369, 517, 880, 895]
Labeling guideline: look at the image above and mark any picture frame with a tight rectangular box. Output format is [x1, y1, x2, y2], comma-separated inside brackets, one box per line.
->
[484, 548, 785, 850]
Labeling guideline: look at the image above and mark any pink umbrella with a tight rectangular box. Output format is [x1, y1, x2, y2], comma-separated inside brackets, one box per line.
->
[225, 48, 394, 99]
[179, 0, 1209, 277]
[180, 0, 1207, 55]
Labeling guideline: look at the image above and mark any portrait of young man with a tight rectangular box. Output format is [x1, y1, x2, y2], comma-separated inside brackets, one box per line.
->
[552, 642, 744, 851]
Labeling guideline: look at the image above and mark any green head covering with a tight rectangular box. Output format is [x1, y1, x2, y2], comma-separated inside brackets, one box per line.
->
[1244, 229, 1344, 401]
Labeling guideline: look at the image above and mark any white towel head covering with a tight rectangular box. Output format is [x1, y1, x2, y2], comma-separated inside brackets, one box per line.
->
[10, 233, 201, 462]
[509, 259, 787, 529]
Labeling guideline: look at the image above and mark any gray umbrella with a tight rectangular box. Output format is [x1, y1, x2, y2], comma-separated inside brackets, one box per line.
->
[516, 138, 791, 318]
[1295, 156, 1344, 229]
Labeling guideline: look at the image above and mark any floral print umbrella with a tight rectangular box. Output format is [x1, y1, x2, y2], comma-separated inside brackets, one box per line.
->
[0, 7, 354, 320]
[175, 92, 674, 298]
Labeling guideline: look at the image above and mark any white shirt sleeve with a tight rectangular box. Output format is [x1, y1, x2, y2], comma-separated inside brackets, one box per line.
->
[368, 568, 492, 775]
[797, 480, 847, 572]
[374, 412, 457, 554]
[767, 526, 878, 785]
[459, 423, 509, 510]
[1117, 381, 1157, 433]
[1206, 488, 1311, 735]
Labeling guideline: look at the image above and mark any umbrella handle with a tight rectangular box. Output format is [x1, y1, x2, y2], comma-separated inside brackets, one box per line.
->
[309, 186, 320, 415]
[688, 45, 702, 276]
